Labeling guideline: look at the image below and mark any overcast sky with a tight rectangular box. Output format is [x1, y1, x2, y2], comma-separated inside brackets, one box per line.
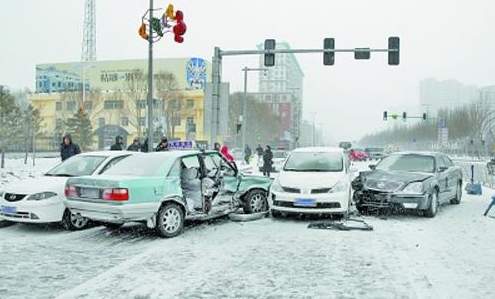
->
[1, 0, 495, 143]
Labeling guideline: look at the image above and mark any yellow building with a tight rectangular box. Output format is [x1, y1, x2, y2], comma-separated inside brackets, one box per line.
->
[30, 57, 211, 150]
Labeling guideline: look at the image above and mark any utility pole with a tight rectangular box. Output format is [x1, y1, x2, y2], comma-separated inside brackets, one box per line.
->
[146, 0, 154, 152]
[241, 67, 267, 150]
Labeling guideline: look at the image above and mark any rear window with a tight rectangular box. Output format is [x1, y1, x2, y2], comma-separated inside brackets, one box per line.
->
[104, 154, 174, 176]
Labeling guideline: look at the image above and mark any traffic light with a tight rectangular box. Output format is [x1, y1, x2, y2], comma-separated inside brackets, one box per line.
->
[236, 123, 242, 134]
[323, 38, 335, 65]
[264, 39, 276, 67]
[422, 112, 427, 121]
[138, 23, 148, 40]
[402, 111, 407, 121]
[391, 113, 398, 120]
[383, 111, 387, 121]
[388, 37, 400, 65]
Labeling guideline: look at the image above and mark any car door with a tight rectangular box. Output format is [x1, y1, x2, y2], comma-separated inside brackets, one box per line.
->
[441, 155, 458, 199]
[202, 152, 240, 204]
[435, 155, 451, 203]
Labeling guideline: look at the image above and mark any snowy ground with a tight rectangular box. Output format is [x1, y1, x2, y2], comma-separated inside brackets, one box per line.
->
[0, 158, 494, 299]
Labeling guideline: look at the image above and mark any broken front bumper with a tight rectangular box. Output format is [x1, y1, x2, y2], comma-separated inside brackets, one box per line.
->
[355, 190, 430, 210]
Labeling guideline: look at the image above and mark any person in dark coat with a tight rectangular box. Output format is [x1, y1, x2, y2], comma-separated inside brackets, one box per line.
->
[213, 142, 221, 151]
[256, 144, 264, 164]
[127, 138, 141, 151]
[110, 135, 124, 150]
[60, 133, 81, 162]
[155, 136, 169, 151]
[141, 138, 149, 152]
[262, 145, 273, 177]
[244, 144, 252, 164]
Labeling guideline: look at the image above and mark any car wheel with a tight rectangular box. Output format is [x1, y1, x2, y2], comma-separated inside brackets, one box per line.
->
[62, 209, 89, 230]
[450, 181, 462, 204]
[156, 203, 184, 238]
[424, 190, 438, 218]
[102, 222, 123, 230]
[243, 189, 268, 214]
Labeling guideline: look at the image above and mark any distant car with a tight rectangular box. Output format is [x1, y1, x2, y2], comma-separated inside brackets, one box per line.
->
[0, 151, 132, 230]
[268, 147, 352, 218]
[364, 147, 384, 160]
[352, 151, 463, 217]
[64, 150, 273, 238]
[258, 148, 288, 172]
[349, 148, 368, 161]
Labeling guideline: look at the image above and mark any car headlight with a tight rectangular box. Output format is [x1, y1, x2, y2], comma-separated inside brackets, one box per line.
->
[26, 192, 58, 201]
[270, 179, 283, 193]
[402, 182, 423, 194]
[331, 180, 349, 193]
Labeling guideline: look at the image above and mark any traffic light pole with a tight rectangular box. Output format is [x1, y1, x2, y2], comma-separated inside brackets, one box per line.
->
[210, 40, 399, 147]
[146, 0, 154, 152]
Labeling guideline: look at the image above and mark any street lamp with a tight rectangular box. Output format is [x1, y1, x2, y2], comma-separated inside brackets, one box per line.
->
[72, 62, 95, 110]
[241, 66, 268, 150]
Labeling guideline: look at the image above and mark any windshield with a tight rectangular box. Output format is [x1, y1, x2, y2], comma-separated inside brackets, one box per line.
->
[283, 151, 343, 172]
[103, 154, 173, 176]
[46, 155, 107, 176]
[376, 154, 435, 173]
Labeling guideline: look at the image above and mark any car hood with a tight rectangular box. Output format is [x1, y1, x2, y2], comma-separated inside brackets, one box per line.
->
[3, 176, 67, 194]
[364, 170, 433, 192]
[278, 171, 345, 189]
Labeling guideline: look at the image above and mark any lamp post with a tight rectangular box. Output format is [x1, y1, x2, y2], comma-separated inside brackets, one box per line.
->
[241, 67, 267, 150]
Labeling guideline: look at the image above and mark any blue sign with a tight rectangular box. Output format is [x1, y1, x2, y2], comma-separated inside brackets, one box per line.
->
[169, 140, 194, 150]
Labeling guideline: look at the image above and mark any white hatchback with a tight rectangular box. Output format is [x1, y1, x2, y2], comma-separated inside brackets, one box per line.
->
[0, 151, 132, 230]
[268, 147, 352, 217]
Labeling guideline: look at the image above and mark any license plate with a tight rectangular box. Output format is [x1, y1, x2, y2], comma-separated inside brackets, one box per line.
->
[294, 198, 316, 207]
[1, 206, 17, 214]
[79, 188, 99, 199]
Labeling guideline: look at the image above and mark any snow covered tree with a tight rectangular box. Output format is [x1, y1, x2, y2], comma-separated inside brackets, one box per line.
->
[64, 108, 93, 151]
[0, 86, 23, 168]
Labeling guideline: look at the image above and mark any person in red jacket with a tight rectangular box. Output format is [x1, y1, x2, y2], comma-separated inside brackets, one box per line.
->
[220, 145, 234, 163]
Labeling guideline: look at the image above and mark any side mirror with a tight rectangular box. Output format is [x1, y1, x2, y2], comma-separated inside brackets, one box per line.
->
[438, 166, 448, 172]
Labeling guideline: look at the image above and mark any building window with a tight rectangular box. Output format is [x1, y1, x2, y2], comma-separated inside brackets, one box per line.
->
[84, 101, 92, 111]
[98, 118, 105, 127]
[55, 118, 63, 128]
[67, 101, 77, 111]
[121, 117, 129, 126]
[55, 102, 62, 111]
[186, 117, 194, 124]
[186, 99, 194, 108]
[104, 100, 124, 110]
[136, 100, 146, 110]
[138, 117, 146, 126]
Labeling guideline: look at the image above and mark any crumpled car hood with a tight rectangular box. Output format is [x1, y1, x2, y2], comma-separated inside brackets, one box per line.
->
[363, 170, 433, 192]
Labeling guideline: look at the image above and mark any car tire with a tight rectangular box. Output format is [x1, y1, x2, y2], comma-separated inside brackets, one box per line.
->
[61, 209, 89, 231]
[450, 181, 462, 204]
[102, 222, 123, 230]
[424, 190, 438, 218]
[243, 189, 268, 214]
[156, 203, 184, 238]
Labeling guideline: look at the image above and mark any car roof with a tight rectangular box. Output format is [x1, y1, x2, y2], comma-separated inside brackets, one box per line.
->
[389, 151, 442, 157]
[292, 147, 344, 153]
[78, 150, 137, 158]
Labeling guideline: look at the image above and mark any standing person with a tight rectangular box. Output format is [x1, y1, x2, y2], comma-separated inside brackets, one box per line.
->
[244, 144, 252, 164]
[213, 142, 221, 151]
[156, 136, 169, 151]
[141, 138, 149, 152]
[127, 137, 141, 151]
[220, 145, 235, 163]
[256, 144, 264, 163]
[60, 133, 81, 162]
[262, 145, 273, 177]
[110, 135, 124, 150]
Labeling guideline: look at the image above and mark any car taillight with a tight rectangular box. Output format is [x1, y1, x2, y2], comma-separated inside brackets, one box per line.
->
[102, 188, 129, 201]
[64, 185, 77, 197]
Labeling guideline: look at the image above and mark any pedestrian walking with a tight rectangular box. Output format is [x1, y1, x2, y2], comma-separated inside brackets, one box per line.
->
[256, 144, 264, 164]
[60, 133, 81, 162]
[262, 145, 273, 177]
[244, 144, 252, 164]
[110, 135, 124, 150]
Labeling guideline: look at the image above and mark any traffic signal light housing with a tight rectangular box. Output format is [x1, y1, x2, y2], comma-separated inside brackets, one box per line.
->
[383, 111, 387, 121]
[422, 112, 427, 122]
[236, 123, 242, 134]
[388, 37, 400, 65]
[264, 39, 276, 67]
[323, 38, 335, 65]
[402, 111, 407, 121]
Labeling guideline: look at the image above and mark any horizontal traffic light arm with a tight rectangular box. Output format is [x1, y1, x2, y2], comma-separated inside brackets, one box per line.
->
[219, 48, 396, 56]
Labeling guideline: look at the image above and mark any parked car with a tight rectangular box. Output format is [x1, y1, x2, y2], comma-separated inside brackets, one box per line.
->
[0, 151, 133, 230]
[364, 147, 384, 160]
[64, 150, 273, 238]
[268, 147, 352, 218]
[258, 148, 288, 172]
[349, 148, 368, 161]
[352, 151, 463, 217]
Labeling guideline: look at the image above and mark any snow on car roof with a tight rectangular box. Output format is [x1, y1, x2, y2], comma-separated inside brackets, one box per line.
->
[389, 151, 442, 157]
[292, 147, 344, 153]
[78, 150, 139, 157]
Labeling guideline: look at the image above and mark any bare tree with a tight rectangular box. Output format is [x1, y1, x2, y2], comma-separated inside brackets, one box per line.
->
[123, 69, 147, 136]
[155, 71, 184, 139]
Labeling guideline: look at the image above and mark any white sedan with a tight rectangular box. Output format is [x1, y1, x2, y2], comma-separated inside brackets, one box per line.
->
[0, 151, 132, 230]
[268, 147, 352, 218]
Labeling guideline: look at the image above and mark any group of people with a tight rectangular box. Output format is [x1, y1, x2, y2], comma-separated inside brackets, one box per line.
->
[60, 133, 273, 177]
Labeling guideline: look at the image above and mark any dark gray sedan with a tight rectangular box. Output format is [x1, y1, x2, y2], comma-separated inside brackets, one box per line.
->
[352, 151, 463, 217]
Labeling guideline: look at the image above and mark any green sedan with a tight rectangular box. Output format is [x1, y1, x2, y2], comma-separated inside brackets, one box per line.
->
[64, 150, 273, 237]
